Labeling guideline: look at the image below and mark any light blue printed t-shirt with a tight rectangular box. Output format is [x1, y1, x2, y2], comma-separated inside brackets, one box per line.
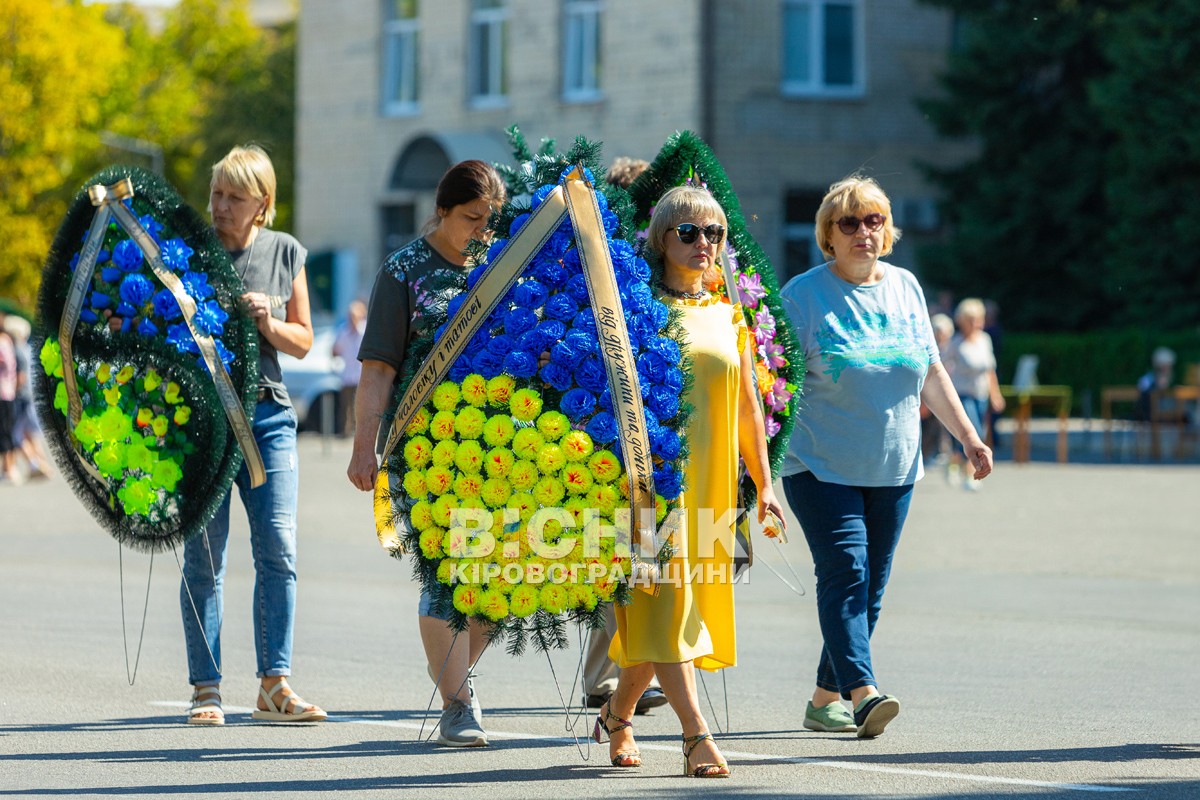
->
[780, 262, 939, 487]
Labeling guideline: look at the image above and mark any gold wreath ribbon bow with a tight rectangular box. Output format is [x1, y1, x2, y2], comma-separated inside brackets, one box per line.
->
[60, 178, 266, 491]
[374, 169, 663, 594]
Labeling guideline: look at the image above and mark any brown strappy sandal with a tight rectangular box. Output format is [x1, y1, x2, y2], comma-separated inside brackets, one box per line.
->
[683, 732, 730, 778]
[592, 703, 641, 767]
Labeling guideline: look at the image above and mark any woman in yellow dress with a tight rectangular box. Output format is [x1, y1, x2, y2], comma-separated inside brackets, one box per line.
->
[600, 186, 786, 777]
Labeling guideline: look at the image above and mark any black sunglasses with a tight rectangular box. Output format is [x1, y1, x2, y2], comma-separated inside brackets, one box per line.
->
[835, 213, 885, 235]
[674, 223, 726, 245]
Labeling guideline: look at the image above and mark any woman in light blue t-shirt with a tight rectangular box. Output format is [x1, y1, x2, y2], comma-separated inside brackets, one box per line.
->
[779, 175, 992, 739]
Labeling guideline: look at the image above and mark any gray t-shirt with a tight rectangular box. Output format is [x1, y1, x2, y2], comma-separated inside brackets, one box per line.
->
[779, 262, 939, 486]
[228, 227, 306, 407]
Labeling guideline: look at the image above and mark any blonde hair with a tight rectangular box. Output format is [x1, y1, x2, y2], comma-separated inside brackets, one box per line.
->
[930, 313, 954, 341]
[954, 297, 986, 323]
[815, 174, 901, 258]
[209, 144, 277, 227]
[644, 186, 729, 265]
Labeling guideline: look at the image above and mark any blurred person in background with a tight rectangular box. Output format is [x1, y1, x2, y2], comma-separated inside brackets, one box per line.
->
[0, 311, 18, 484]
[333, 299, 367, 437]
[1136, 346, 1178, 422]
[941, 298, 1004, 491]
[921, 313, 954, 468]
[3, 314, 53, 480]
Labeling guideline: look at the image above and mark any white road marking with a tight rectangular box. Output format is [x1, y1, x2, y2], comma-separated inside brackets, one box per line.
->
[153, 701, 1134, 793]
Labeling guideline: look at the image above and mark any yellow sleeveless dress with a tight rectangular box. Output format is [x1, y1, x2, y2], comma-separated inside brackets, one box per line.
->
[611, 294, 749, 670]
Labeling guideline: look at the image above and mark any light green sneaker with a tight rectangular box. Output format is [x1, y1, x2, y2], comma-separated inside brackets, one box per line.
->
[803, 700, 857, 732]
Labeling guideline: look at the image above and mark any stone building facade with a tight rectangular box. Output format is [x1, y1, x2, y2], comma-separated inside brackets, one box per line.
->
[296, 0, 972, 311]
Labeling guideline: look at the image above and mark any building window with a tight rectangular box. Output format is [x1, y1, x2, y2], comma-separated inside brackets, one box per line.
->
[781, 0, 864, 97]
[469, 0, 509, 107]
[563, 0, 602, 102]
[382, 0, 420, 115]
[781, 188, 827, 283]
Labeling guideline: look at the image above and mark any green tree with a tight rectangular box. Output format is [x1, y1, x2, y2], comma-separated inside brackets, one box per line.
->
[1088, 0, 1200, 329]
[917, 0, 1126, 332]
[0, 0, 125, 310]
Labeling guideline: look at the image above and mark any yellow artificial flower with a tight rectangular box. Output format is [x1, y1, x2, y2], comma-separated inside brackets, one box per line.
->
[508, 584, 540, 618]
[143, 369, 163, 392]
[115, 365, 135, 384]
[164, 381, 182, 404]
[96, 362, 113, 384]
[151, 415, 170, 437]
[173, 405, 192, 426]
[431, 381, 462, 411]
[486, 374, 516, 407]
[461, 374, 489, 407]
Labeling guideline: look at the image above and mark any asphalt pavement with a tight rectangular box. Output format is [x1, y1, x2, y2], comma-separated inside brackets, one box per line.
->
[1, 435, 1198, 799]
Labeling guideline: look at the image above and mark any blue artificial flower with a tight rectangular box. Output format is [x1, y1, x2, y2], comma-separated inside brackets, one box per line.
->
[594, 189, 609, 213]
[504, 307, 538, 335]
[550, 339, 577, 365]
[652, 428, 682, 461]
[540, 361, 574, 392]
[636, 352, 668, 386]
[543, 224, 575, 260]
[645, 336, 681, 365]
[486, 239, 507, 264]
[598, 387, 613, 412]
[531, 184, 556, 208]
[215, 339, 236, 368]
[434, 322, 448, 340]
[112, 239, 143, 272]
[115, 302, 138, 318]
[513, 279, 548, 309]
[602, 209, 619, 236]
[101, 267, 123, 284]
[80, 308, 98, 324]
[69, 253, 80, 272]
[647, 385, 680, 420]
[152, 289, 182, 321]
[120, 316, 134, 334]
[532, 255, 569, 289]
[96, 248, 111, 264]
[627, 283, 654, 315]
[563, 329, 598, 358]
[663, 366, 684, 392]
[562, 248, 582, 275]
[629, 257, 652, 284]
[631, 314, 660, 343]
[509, 213, 531, 236]
[118, 273, 155, 308]
[159, 238, 193, 272]
[447, 294, 465, 317]
[181, 271, 215, 301]
[448, 354, 474, 383]
[90, 291, 112, 310]
[653, 464, 682, 500]
[560, 387, 596, 421]
[565, 273, 590, 304]
[609, 240, 636, 274]
[560, 165, 596, 185]
[517, 329, 545, 354]
[574, 356, 608, 394]
[167, 323, 200, 355]
[584, 411, 618, 445]
[137, 318, 159, 337]
[535, 319, 566, 348]
[486, 333, 516, 357]
[472, 349, 505, 379]
[467, 262, 489, 289]
[138, 214, 165, 242]
[544, 292, 578, 322]
[648, 299, 670, 330]
[193, 300, 229, 337]
[571, 307, 597, 337]
[503, 350, 539, 379]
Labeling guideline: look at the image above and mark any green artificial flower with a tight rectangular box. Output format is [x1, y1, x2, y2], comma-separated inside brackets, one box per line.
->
[98, 406, 134, 442]
[39, 339, 64, 378]
[151, 415, 170, 437]
[93, 442, 127, 478]
[143, 368, 163, 392]
[173, 405, 192, 426]
[151, 457, 183, 491]
[54, 382, 68, 415]
[124, 439, 157, 473]
[117, 477, 157, 516]
[74, 414, 102, 450]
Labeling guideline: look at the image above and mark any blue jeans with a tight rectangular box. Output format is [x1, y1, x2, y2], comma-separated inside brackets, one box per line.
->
[959, 394, 988, 439]
[782, 471, 913, 698]
[180, 400, 299, 685]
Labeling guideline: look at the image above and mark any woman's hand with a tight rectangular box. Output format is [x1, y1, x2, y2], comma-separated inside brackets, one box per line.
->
[965, 441, 994, 481]
[241, 291, 272, 321]
[347, 441, 379, 492]
[757, 486, 787, 536]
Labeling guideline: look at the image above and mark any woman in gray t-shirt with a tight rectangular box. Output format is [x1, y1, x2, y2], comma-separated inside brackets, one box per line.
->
[347, 160, 506, 748]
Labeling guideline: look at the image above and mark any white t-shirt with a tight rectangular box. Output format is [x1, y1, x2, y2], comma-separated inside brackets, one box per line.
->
[942, 332, 996, 401]
[780, 262, 939, 486]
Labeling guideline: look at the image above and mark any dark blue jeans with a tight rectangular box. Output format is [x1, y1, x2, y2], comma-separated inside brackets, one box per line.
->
[782, 471, 913, 698]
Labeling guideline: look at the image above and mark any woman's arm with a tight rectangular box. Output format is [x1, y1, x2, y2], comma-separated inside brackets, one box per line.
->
[922, 361, 994, 479]
[243, 266, 314, 359]
[735, 343, 787, 530]
[347, 359, 397, 491]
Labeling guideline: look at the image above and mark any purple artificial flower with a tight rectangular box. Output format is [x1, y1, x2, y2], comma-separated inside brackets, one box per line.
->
[758, 338, 787, 370]
[764, 414, 782, 439]
[764, 377, 791, 413]
[736, 272, 767, 309]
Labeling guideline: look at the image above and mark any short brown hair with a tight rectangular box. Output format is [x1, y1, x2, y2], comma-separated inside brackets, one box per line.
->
[605, 157, 649, 189]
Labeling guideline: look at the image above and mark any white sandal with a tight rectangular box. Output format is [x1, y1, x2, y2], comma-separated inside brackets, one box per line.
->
[187, 686, 224, 726]
[251, 682, 327, 723]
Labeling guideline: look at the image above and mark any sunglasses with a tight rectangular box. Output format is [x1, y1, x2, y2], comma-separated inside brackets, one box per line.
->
[834, 213, 886, 235]
[674, 223, 726, 245]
